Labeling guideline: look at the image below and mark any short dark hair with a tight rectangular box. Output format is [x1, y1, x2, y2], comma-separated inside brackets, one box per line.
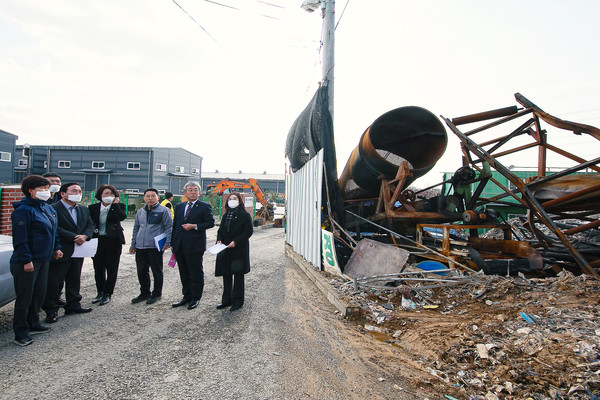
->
[42, 172, 62, 179]
[95, 184, 120, 201]
[21, 175, 50, 197]
[144, 188, 159, 196]
[59, 182, 80, 194]
[165, 192, 173, 199]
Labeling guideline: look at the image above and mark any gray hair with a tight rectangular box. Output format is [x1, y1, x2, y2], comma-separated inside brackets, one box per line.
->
[183, 181, 201, 190]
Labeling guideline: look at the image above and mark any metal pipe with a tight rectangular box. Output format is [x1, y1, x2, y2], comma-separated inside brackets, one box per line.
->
[452, 106, 518, 126]
[338, 106, 447, 198]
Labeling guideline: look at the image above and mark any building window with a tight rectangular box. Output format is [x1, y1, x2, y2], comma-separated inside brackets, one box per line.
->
[175, 166, 185, 173]
[127, 162, 141, 170]
[18, 159, 28, 167]
[58, 160, 71, 168]
[192, 168, 200, 174]
[92, 161, 105, 169]
[155, 163, 167, 171]
[0, 152, 11, 162]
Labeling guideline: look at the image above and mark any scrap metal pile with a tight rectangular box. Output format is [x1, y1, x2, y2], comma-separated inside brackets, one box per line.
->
[329, 93, 599, 279]
[314, 93, 600, 398]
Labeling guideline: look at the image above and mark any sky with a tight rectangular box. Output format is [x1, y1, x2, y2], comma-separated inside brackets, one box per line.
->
[1, 0, 599, 188]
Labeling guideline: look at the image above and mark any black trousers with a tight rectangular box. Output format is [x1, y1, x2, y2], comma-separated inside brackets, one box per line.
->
[221, 273, 245, 307]
[175, 251, 204, 301]
[92, 236, 122, 295]
[135, 249, 163, 297]
[11, 261, 49, 339]
[43, 257, 85, 314]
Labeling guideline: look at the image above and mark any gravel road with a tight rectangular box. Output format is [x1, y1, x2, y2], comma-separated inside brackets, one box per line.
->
[0, 220, 408, 400]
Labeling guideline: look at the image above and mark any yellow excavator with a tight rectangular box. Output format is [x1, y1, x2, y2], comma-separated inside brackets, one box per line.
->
[208, 178, 275, 221]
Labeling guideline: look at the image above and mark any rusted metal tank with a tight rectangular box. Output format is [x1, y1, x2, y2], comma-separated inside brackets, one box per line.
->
[338, 106, 447, 199]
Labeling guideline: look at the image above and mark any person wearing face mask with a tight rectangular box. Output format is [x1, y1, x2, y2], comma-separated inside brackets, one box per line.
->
[42, 172, 66, 307]
[42, 172, 62, 205]
[42, 182, 95, 323]
[10, 175, 63, 346]
[215, 192, 253, 312]
[88, 185, 127, 306]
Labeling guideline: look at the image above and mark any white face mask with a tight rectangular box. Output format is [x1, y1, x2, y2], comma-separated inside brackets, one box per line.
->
[67, 194, 82, 203]
[35, 190, 51, 201]
[49, 185, 61, 193]
[227, 199, 239, 209]
[102, 196, 115, 204]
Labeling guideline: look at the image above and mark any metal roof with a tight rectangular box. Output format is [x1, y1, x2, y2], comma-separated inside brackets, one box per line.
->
[201, 171, 285, 181]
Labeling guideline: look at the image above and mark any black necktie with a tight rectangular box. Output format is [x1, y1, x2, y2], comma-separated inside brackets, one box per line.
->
[184, 202, 193, 221]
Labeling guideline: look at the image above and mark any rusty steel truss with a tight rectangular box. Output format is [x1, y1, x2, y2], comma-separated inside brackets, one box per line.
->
[441, 93, 600, 278]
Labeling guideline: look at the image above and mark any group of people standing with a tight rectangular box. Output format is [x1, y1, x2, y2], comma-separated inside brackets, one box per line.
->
[9, 175, 253, 347]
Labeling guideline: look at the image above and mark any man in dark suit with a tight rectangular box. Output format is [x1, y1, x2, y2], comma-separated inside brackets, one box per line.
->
[43, 183, 95, 323]
[171, 181, 215, 310]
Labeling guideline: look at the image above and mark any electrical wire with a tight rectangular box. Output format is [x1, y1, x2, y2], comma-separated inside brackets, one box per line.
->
[172, 0, 223, 47]
[204, 0, 279, 19]
[335, 0, 350, 30]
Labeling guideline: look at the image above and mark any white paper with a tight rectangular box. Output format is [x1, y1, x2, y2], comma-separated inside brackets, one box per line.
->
[208, 243, 227, 255]
[72, 238, 98, 258]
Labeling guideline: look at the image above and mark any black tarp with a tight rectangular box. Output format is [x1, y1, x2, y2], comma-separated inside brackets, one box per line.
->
[285, 85, 344, 224]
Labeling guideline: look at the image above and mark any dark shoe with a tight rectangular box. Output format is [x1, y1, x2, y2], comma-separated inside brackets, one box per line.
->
[45, 312, 59, 324]
[29, 325, 52, 335]
[230, 304, 243, 312]
[57, 298, 66, 307]
[64, 307, 92, 314]
[216, 303, 231, 309]
[172, 298, 189, 308]
[13, 336, 33, 347]
[131, 294, 150, 304]
[146, 296, 161, 305]
[100, 295, 111, 305]
[187, 300, 199, 310]
[92, 293, 104, 304]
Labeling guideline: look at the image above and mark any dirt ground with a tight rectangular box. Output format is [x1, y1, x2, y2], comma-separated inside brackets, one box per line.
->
[0, 222, 418, 400]
[331, 268, 600, 400]
[2, 219, 598, 399]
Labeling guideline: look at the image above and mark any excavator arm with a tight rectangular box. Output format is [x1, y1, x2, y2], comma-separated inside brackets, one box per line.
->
[208, 179, 274, 220]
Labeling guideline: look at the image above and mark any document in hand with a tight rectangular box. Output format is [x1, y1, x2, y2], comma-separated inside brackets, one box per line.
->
[208, 243, 227, 255]
[72, 238, 98, 258]
[154, 233, 167, 251]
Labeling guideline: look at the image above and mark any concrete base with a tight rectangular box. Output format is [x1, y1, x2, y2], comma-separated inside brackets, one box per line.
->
[285, 244, 361, 319]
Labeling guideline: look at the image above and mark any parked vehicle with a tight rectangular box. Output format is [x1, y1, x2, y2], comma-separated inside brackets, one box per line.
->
[0, 235, 15, 307]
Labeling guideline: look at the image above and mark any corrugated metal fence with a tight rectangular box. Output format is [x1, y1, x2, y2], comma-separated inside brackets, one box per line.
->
[285, 150, 323, 268]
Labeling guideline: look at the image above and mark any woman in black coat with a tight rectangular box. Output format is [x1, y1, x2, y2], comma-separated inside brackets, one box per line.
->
[215, 192, 253, 312]
[88, 184, 126, 305]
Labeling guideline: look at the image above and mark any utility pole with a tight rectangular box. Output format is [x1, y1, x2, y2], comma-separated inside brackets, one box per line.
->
[322, 0, 335, 120]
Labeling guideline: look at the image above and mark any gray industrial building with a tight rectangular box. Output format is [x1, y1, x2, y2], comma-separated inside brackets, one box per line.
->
[0, 129, 17, 185]
[13, 145, 202, 194]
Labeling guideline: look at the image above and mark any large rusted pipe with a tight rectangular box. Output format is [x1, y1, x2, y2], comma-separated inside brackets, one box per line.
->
[339, 106, 447, 199]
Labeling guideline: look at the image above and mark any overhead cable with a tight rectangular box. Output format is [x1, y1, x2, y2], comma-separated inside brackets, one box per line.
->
[204, 0, 279, 19]
[172, 0, 223, 47]
[335, 0, 350, 30]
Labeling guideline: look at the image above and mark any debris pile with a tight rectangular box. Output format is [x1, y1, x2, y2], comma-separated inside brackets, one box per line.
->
[330, 269, 600, 399]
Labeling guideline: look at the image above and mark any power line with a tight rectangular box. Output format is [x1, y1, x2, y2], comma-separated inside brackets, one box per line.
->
[250, 0, 284, 9]
[204, 0, 280, 20]
[172, 0, 223, 47]
[335, 0, 350, 30]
